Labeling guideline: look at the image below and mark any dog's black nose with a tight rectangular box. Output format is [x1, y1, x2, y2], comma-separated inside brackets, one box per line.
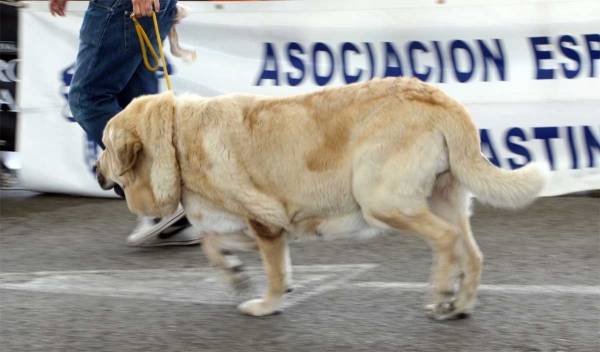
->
[92, 164, 97, 173]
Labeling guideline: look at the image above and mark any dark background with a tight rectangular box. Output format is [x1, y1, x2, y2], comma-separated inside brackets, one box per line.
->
[0, 1, 19, 152]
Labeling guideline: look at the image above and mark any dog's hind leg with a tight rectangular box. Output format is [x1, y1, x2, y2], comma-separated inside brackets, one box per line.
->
[428, 172, 483, 318]
[353, 135, 467, 320]
[453, 213, 483, 314]
[365, 204, 463, 320]
[356, 188, 463, 321]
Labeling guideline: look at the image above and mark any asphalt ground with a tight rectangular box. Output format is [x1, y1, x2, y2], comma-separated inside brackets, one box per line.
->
[0, 190, 599, 352]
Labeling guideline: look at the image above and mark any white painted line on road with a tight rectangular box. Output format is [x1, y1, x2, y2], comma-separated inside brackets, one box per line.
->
[0, 264, 379, 308]
[0, 264, 378, 277]
[352, 282, 600, 295]
[282, 264, 378, 309]
[2, 264, 597, 310]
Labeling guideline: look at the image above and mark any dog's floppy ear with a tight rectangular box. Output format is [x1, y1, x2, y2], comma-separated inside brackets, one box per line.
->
[116, 136, 142, 177]
[143, 91, 181, 218]
[106, 128, 142, 177]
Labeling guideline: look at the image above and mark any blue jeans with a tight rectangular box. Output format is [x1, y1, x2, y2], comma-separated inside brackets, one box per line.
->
[69, 0, 178, 149]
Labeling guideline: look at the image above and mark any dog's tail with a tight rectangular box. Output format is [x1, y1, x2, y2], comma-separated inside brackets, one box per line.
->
[439, 103, 550, 209]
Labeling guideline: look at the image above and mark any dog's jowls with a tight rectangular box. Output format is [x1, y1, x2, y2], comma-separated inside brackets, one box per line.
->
[94, 77, 549, 319]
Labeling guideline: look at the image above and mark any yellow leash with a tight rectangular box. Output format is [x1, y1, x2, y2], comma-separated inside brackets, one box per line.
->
[130, 12, 172, 91]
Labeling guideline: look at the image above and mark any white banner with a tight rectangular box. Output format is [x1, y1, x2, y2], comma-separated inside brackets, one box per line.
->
[18, 0, 600, 198]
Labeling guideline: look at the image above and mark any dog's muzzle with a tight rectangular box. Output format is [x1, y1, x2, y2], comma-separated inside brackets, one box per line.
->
[93, 164, 126, 199]
[94, 167, 108, 189]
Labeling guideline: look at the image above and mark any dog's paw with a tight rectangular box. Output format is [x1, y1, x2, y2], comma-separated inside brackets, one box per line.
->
[237, 299, 281, 317]
[425, 301, 470, 321]
[181, 49, 197, 64]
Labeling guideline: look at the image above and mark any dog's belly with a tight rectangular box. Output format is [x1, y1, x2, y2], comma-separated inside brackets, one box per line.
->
[182, 191, 384, 240]
[188, 209, 248, 234]
[182, 196, 248, 234]
[292, 212, 385, 241]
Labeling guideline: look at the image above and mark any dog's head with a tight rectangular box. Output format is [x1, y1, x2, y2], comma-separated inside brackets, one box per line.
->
[94, 91, 181, 218]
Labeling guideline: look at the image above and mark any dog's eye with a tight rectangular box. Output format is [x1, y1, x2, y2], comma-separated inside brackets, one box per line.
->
[113, 184, 126, 199]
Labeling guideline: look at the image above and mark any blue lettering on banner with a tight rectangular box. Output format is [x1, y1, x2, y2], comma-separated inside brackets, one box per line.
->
[477, 39, 506, 81]
[364, 42, 376, 80]
[583, 126, 600, 167]
[480, 129, 501, 167]
[529, 34, 599, 79]
[341, 42, 363, 84]
[313, 42, 335, 86]
[450, 40, 475, 83]
[257, 39, 509, 86]
[530, 36, 554, 79]
[408, 41, 431, 82]
[505, 127, 532, 169]
[566, 126, 578, 169]
[432, 41, 445, 83]
[558, 35, 581, 79]
[584, 34, 600, 78]
[384, 42, 404, 78]
[286, 42, 305, 86]
[534, 127, 559, 170]
[256, 43, 279, 86]
[256, 34, 596, 86]
[480, 125, 600, 171]
[61, 64, 76, 122]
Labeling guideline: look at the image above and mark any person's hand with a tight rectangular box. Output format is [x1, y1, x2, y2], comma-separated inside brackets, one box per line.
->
[131, 0, 160, 18]
[49, 0, 68, 17]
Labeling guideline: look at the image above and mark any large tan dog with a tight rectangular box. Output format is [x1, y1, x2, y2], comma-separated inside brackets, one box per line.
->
[94, 77, 549, 320]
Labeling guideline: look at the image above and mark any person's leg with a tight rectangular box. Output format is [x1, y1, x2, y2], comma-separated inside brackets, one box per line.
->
[69, 0, 199, 246]
[70, 0, 179, 146]
[117, 63, 158, 109]
[116, 2, 200, 246]
[69, 0, 140, 147]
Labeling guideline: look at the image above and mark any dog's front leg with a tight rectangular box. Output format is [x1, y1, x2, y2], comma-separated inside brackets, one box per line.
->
[202, 232, 256, 290]
[237, 220, 288, 316]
